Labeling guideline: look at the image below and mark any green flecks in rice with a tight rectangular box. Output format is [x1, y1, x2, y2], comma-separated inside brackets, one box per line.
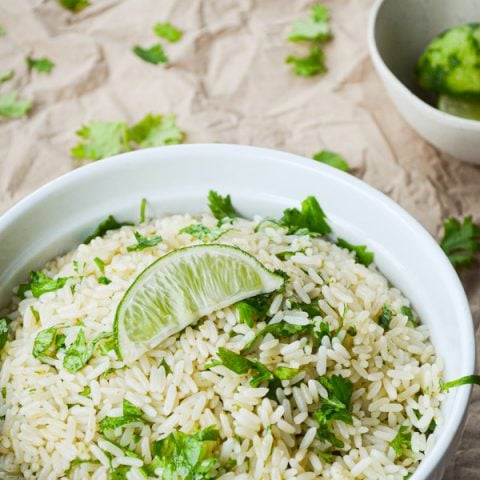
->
[0, 212, 444, 480]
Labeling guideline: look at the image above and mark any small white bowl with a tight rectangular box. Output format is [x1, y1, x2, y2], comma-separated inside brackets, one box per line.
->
[368, 0, 480, 164]
[0, 144, 475, 478]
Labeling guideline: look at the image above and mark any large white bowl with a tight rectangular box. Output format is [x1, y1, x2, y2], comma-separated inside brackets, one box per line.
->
[0, 144, 475, 479]
[368, 0, 480, 164]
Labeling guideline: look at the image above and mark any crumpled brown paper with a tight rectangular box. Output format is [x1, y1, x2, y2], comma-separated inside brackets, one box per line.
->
[0, 0, 478, 476]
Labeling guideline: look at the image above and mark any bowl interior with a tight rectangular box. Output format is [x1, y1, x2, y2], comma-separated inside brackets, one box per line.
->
[374, 0, 479, 103]
[0, 145, 474, 478]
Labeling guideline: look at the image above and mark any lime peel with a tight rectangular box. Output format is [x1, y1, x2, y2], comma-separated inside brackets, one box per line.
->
[114, 244, 284, 364]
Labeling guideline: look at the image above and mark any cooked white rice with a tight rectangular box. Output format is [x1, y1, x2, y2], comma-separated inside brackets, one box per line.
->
[0, 212, 445, 479]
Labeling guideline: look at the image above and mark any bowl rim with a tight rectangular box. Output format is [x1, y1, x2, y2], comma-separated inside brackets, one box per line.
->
[367, 0, 480, 131]
[0, 143, 476, 479]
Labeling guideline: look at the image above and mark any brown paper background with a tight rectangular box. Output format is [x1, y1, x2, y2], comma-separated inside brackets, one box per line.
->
[0, 0, 478, 477]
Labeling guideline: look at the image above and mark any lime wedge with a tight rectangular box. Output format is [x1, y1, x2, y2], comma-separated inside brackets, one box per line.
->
[114, 244, 284, 363]
[438, 95, 480, 121]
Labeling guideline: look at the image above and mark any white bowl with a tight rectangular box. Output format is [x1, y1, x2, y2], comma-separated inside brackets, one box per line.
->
[0, 144, 475, 478]
[368, 0, 480, 164]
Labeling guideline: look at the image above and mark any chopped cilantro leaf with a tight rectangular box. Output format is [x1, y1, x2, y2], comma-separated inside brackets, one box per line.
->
[212, 348, 298, 391]
[315, 374, 353, 448]
[317, 450, 335, 464]
[150, 426, 220, 479]
[58, 0, 90, 12]
[236, 292, 275, 329]
[83, 215, 132, 244]
[313, 150, 349, 172]
[28, 271, 69, 298]
[94, 257, 106, 274]
[98, 276, 111, 285]
[273, 366, 300, 380]
[0, 317, 10, 350]
[0, 70, 14, 84]
[160, 358, 172, 375]
[140, 198, 147, 223]
[27, 57, 55, 73]
[441, 374, 480, 391]
[242, 321, 312, 353]
[63, 330, 112, 373]
[79, 385, 91, 397]
[288, 4, 330, 42]
[378, 304, 393, 330]
[215, 347, 254, 374]
[390, 425, 412, 457]
[123, 399, 144, 417]
[279, 195, 331, 236]
[99, 399, 145, 433]
[153, 22, 183, 42]
[32, 327, 58, 359]
[71, 120, 129, 161]
[30, 307, 40, 322]
[400, 306, 417, 327]
[290, 301, 323, 318]
[127, 231, 163, 251]
[110, 466, 130, 479]
[133, 44, 168, 64]
[0, 92, 32, 118]
[440, 216, 480, 267]
[286, 44, 327, 77]
[180, 224, 231, 242]
[64, 458, 100, 476]
[127, 113, 184, 148]
[1, 387, 6, 399]
[207, 190, 237, 223]
[337, 238, 374, 266]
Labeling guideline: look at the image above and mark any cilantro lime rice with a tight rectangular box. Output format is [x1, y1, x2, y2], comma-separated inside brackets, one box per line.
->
[0, 195, 445, 479]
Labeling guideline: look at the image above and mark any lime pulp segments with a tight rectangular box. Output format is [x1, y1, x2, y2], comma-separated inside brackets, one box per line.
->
[114, 244, 284, 363]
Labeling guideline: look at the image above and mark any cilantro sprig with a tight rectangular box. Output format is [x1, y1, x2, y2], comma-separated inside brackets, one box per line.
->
[0, 92, 31, 118]
[27, 57, 55, 73]
[208, 190, 238, 224]
[440, 216, 480, 267]
[18, 271, 70, 299]
[71, 114, 184, 161]
[279, 195, 331, 236]
[286, 45, 327, 77]
[288, 4, 330, 42]
[286, 4, 332, 77]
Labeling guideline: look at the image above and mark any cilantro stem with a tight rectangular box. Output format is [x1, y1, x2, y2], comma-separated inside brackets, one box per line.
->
[140, 198, 147, 223]
[441, 375, 480, 391]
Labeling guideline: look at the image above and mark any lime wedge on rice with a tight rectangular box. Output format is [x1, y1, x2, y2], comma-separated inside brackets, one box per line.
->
[114, 244, 284, 363]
